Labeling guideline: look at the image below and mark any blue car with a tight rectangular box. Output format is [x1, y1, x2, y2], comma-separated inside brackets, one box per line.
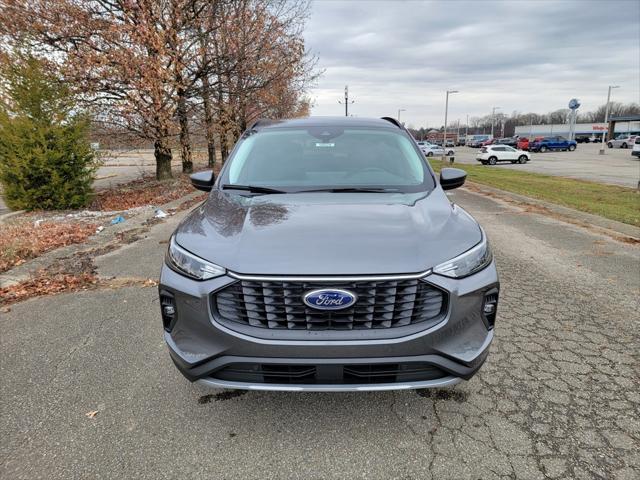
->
[529, 136, 577, 152]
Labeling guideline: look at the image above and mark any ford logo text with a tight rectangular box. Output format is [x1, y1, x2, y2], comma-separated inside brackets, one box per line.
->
[303, 289, 357, 310]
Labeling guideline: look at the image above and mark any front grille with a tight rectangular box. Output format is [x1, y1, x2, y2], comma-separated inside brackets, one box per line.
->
[213, 279, 446, 330]
[213, 362, 447, 385]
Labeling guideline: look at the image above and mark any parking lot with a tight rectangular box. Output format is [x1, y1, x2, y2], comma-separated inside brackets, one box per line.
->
[2, 186, 638, 480]
[446, 142, 639, 188]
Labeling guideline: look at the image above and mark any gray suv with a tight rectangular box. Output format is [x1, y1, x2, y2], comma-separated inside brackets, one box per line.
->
[160, 117, 499, 391]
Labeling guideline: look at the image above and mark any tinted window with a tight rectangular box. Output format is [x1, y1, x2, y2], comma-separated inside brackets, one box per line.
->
[224, 127, 434, 193]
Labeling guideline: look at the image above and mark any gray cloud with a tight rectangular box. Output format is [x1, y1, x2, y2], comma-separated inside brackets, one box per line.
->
[304, 0, 640, 127]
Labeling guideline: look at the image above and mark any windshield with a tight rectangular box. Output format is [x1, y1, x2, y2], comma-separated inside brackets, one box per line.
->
[222, 127, 434, 193]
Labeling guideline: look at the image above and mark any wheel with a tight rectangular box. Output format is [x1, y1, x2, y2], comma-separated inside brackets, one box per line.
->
[607, 142, 613, 148]
[488, 156, 497, 165]
[540, 146, 547, 152]
[518, 155, 528, 164]
[568, 144, 576, 151]
[622, 143, 627, 149]
[447, 150, 454, 156]
[426, 151, 433, 157]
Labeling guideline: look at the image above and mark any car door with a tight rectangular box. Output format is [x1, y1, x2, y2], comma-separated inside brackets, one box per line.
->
[503, 146, 518, 160]
[491, 146, 506, 161]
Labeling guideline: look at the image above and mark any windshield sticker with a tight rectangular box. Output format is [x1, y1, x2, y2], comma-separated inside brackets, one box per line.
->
[315, 142, 335, 147]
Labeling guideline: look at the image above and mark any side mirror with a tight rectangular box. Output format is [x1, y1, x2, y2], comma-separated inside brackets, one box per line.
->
[440, 167, 467, 190]
[190, 170, 215, 192]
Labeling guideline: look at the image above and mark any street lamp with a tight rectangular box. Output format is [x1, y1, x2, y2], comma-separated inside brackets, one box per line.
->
[490, 106, 501, 138]
[442, 90, 459, 161]
[397, 108, 406, 123]
[599, 85, 620, 155]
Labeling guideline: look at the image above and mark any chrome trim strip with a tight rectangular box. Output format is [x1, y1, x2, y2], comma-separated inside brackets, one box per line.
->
[196, 375, 461, 392]
[227, 269, 432, 282]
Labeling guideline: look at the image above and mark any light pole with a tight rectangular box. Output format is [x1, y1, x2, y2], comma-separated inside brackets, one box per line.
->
[442, 90, 459, 160]
[490, 106, 501, 138]
[465, 114, 469, 142]
[397, 108, 406, 124]
[599, 85, 620, 155]
[338, 85, 355, 117]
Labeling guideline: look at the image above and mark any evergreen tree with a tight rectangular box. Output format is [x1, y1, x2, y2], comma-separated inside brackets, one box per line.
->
[0, 57, 96, 210]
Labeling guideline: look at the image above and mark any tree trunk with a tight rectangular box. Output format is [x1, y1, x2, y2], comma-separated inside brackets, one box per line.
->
[202, 76, 216, 168]
[154, 137, 173, 180]
[177, 89, 193, 173]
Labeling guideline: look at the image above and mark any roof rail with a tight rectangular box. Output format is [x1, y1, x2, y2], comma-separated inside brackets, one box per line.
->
[248, 118, 277, 130]
[380, 117, 403, 128]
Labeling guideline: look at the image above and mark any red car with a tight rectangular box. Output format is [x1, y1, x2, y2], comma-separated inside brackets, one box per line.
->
[480, 138, 496, 147]
[517, 137, 530, 150]
[517, 137, 543, 151]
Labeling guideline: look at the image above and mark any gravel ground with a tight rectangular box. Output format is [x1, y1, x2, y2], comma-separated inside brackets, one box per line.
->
[0, 187, 638, 479]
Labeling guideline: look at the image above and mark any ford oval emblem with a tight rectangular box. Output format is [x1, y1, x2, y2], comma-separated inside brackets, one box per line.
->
[303, 289, 357, 310]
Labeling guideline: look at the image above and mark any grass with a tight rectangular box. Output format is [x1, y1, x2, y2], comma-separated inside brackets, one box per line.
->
[429, 160, 640, 227]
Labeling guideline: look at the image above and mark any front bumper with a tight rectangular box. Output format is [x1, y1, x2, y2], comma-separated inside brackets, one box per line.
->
[159, 263, 499, 391]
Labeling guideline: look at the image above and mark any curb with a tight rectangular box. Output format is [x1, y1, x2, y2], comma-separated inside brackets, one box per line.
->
[0, 191, 204, 288]
[464, 182, 640, 241]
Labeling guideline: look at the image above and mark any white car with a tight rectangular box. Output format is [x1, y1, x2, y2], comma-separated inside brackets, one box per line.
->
[418, 142, 455, 157]
[608, 134, 637, 149]
[476, 145, 530, 165]
[632, 137, 640, 158]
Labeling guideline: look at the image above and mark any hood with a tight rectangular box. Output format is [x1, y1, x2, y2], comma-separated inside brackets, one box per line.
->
[175, 189, 481, 275]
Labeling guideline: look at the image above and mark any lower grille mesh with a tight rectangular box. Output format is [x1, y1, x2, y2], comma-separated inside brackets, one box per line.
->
[213, 279, 446, 330]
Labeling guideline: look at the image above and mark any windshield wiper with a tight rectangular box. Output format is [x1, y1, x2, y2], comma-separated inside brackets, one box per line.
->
[221, 184, 287, 194]
[295, 187, 400, 193]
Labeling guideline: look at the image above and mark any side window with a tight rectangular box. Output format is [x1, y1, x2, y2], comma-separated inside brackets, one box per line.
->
[557, 136, 566, 141]
[493, 147, 505, 152]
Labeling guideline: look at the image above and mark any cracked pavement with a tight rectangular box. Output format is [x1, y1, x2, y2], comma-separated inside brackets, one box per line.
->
[1, 188, 638, 479]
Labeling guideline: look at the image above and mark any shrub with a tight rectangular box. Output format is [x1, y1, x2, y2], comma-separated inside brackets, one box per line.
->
[0, 57, 97, 210]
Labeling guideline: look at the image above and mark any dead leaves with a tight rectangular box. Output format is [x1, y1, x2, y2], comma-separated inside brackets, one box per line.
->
[85, 410, 99, 419]
[90, 175, 193, 211]
[0, 221, 97, 273]
[0, 272, 98, 306]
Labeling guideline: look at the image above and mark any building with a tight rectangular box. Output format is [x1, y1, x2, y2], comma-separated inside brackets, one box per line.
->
[515, 119, 640, 140]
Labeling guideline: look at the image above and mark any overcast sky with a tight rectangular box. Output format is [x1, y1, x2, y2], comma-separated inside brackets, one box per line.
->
[304, 0, 640, 127]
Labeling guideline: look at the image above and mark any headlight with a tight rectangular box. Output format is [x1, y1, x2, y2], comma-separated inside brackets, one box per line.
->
[433, 229, 492, 278]
[167, 236, 225, 280]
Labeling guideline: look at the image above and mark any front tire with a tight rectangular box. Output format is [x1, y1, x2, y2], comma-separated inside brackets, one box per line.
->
[426, 152, 433, 157]
[622, 143, 628, 149]
[518, 155, 528, 164]
[607, 142, 613, 148]
[488, 156, 497, 165]
[540, 146, 547, 153]
[568, 144, 576, 151]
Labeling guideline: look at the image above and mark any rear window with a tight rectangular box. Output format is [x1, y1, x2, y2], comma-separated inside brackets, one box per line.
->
[223, 127, 435, 193]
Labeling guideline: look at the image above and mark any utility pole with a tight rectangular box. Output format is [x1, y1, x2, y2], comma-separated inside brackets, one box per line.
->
[600, 85, 620, 155]
[338, 85, 355, 117]
[490, 107, 500, 138]
[442, 90, 459, 161]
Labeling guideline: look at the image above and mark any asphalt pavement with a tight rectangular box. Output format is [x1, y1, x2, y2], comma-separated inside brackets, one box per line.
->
[1, 188, 638, 479]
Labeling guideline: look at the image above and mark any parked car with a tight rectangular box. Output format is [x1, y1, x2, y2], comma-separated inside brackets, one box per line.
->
[480, 138, 497, 147]
[444, 140, 455, 148]
[421, 142, 455, 157]
[467, 135, 492, 147]
[477, 145, 531, 165]
[160, 116, 499, 391]
[529, 136, 577, 152]
[456, 136, 466, 146]
[516, 137, 530, 150]
[608, 134, 637, 149]
[496, 137, 518, 147]
[632, 137, 640, 158]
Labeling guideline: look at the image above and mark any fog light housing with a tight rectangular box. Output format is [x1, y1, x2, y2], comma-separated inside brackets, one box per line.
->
[482, 289, 499, 330]
[160, 290, 177, 332]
